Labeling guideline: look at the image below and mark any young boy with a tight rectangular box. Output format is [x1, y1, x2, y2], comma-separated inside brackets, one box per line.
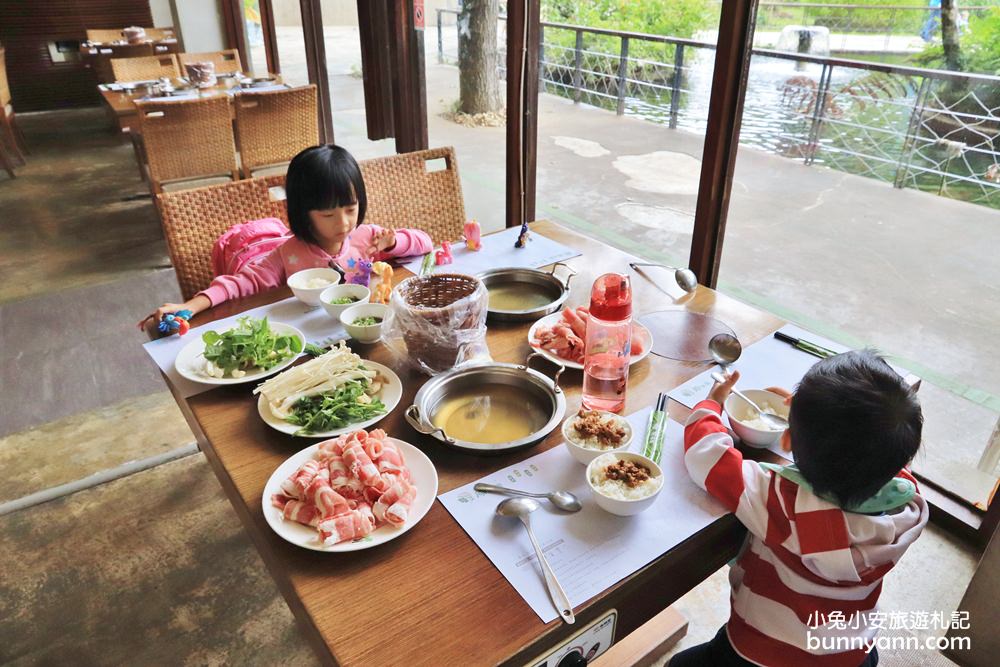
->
[670, 350, 928, 667]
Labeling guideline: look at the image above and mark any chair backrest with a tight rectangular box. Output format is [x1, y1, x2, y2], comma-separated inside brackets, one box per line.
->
[145, 27, 176, 40]
[136, 95, 238, 192]
[86, 28, 124, 43]
[111, 54, 180, 82]
[156, 147, 466, 299]
[178, 50, 243, 75]
[359, 146, 466, 244]
[235, 85, 318, 175]
[157, 177, 289, 299]
[0, 47, 11, 108]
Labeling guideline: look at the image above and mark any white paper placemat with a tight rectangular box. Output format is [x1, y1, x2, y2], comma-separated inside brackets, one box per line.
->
[143, 296, 347, 398]
[666, 324, 850, 458]
[438, 408, 727, 623]
[402, 225, 580, 276]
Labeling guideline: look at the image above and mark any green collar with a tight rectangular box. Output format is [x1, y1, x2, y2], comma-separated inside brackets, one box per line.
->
[759, 462, 915, 514]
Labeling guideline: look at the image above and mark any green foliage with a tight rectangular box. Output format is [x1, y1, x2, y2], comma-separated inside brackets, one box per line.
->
[916, 7, 1000, 74]
[755, 0, 933, 35]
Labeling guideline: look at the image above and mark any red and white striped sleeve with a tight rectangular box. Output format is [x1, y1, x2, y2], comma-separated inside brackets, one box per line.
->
[683, 399, 773, 539]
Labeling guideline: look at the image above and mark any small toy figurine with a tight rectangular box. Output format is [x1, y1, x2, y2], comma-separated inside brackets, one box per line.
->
[158, 309, 194, 336]
[514, 221, 530, 248]
[435, 240, 454, 266]
[370, 261, 394, 304]
[463, 219, 482, 251]
[345, 258, 373, 286]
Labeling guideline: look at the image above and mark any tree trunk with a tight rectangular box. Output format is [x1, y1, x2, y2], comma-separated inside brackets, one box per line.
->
[940, 0, 962, 71]
[458, 0, 501, 114]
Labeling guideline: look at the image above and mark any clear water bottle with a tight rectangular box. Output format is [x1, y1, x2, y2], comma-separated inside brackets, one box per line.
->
[582, 273, 632, 413]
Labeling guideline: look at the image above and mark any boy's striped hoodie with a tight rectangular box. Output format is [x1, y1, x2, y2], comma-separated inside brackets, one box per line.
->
[684, 400, 928, 667]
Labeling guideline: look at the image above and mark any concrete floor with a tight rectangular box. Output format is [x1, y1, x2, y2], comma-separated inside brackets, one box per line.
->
[0, 27, 991, 666]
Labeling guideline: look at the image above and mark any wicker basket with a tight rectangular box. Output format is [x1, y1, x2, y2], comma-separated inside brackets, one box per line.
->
[387, 273, 489, 374]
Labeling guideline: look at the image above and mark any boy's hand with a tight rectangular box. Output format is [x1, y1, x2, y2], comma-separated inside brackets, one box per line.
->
[765, 386, 793, 406]
[708, 370, 741, 405]
[369, 228, 396, 255]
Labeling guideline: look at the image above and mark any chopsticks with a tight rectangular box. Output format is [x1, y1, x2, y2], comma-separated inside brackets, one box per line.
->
[641, 392, 669, 465]
[773, 331, 838, 359]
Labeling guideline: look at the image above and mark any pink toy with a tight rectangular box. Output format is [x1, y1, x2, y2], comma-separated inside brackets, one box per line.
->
[463, 220, 482, 251]
[435, 241, 453, 266]
[370, 261, 393, 304]
[345, 258, 373, 286]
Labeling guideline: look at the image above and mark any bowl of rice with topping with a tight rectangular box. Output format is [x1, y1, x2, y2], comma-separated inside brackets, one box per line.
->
[562, 409, 633, 465]
[586, 452, 662, 516]
[724, 389, 788, 448]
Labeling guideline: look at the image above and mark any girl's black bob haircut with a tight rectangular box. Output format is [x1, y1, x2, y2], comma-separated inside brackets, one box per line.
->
[285, 145, 367, 245]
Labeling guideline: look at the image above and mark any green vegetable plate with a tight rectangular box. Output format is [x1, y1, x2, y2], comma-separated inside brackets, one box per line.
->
[175, 318, 305, 386]
[256, 360, 403, 437]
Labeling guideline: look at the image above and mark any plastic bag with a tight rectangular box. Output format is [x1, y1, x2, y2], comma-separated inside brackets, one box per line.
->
[381, 273, 491, 376]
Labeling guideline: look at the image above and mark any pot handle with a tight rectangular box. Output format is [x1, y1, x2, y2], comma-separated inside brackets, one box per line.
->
[549, 262, 577, 290]
[404, 405, 456, 445]
[524, 352, 566, 393]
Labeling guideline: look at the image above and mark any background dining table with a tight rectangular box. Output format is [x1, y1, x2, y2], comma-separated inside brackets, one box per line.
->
[167, 220, 787, 666]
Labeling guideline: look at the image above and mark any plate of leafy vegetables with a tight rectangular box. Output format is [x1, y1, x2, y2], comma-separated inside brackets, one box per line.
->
[175, 316, 305, 385]
[254, 342, 401, 437]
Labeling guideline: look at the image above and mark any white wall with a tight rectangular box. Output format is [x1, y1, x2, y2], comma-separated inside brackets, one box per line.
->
[170, 0, 228, 53]
[149, 0, 174, 27]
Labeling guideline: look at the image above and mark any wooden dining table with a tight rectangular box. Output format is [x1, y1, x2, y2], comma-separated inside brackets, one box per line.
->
[98, 75, 286, 133]
[169, 221, 787, 666]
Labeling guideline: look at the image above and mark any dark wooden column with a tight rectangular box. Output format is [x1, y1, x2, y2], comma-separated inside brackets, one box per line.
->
[505, 0, 541, 228]
[300, 0, 334, 143]
[259, 0, 281, 74]
[387, 0, 428, 153]
[687, 0, 758, 287]
[357, 0, 395, 140]
[220, 0, 251, 73]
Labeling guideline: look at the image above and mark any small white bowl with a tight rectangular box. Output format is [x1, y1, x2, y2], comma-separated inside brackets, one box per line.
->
[724, 389, 789, 448]
[586, 452, 663, 516]
[288, 268, 341, 307]
[320, 283, 370, 321]
[340, 303, 388, 344]
[562, 410, 633, 465]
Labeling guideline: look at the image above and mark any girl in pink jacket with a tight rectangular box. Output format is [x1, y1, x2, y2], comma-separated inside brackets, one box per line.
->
[142, 145, 433, 327]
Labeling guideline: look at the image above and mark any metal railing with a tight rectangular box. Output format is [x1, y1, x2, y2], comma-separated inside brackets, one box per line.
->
[435, 8, 1000, 208]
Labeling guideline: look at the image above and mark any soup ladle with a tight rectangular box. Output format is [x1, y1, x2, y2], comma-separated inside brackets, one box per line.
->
[708, 332, 743, 371]
[496, 497, 575, 624]
[628, 262, 698, 294]
[475, 483, 582, 512]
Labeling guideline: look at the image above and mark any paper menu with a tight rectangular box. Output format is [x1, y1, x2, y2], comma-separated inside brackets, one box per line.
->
[401, 225, 581, 276]
[438, 408, 727, 624]
[142, 296, 347, 398]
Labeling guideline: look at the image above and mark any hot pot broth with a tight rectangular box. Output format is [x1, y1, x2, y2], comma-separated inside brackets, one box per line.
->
[430, 382, 549, 444]
[487, 281, 558, 312]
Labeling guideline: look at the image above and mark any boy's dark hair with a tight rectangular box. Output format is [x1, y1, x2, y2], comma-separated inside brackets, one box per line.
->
[789, 349, 922, 508]
[285, 145, 367, 245]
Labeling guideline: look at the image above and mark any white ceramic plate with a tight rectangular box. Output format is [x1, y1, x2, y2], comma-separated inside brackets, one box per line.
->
[527, 311, 653, 371]
[256, 361, 402, 438]
[175, 322, 305, 386]
[262, 438, 438, 552]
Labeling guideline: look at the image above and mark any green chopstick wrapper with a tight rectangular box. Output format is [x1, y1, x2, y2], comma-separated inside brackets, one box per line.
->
[642, 393, 669, 465]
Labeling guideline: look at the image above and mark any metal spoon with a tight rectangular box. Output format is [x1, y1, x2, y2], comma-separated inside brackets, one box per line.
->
[711, 371, 789, 430]
[496, 497, 575, 624]
[628, 262, 698, 293]
[475, 483, 582, 512]
[708, 332, 743, 371]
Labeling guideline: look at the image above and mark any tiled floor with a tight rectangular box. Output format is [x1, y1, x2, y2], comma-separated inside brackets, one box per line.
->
[0, 106, 984, 666]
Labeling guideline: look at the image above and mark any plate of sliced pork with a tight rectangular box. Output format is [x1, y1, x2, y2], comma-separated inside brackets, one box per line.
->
[528, 306, 653, 371]
[263, 428, 438, 551]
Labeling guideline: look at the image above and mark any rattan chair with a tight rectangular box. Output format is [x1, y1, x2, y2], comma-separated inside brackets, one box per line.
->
[235, 85, 318, 177]
[111, 54, 180, 82]
[136, 95, 239, 194]
[360, 146, 466, 244]
[156, 178, 290, 299]
[178, 49, 243, 75]
[86, 28, 125, 43]
[155, 147, 466, 298]
[0, 47, 27, 165]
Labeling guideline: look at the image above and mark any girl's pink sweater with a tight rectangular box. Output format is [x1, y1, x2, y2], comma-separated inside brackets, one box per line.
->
[197, 223, 432, 307]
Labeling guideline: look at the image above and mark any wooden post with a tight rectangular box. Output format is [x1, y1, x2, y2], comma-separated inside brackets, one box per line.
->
[388, 0, 428, 153]
[687, 0, 758, 288]
[357, 0, 395, 140]
[616, 36, 629, 116]
[573, 28, 583, 104]
[506, 0, 541, 228]
[259, 0, 281, 74]
[300, 0, 334, 144]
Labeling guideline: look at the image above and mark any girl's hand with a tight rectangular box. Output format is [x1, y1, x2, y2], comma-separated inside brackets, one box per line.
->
[368, 227, 396, 256]
[708, 370, 741, 405]
[138, 295, 211, 334]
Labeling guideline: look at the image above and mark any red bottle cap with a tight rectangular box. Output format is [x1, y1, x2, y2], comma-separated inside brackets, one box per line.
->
[589, 273, 632, 321]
